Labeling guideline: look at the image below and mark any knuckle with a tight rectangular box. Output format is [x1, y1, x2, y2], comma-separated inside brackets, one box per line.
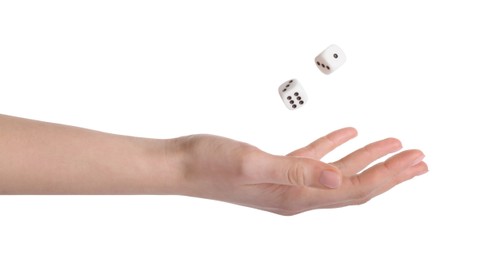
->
[349, 174, 362, 187]
[290, 147, 307, 156]
[286, 163, 306, 186]
[305, 143, 320, 156]
[360, 144, 376, 158]
[321, 135, 335, 147]
[355, 189, 371, 201]
[350, 176, 372, 201]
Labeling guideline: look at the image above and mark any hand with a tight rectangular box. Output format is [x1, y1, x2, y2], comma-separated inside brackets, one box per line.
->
[171, 128, 428, 215]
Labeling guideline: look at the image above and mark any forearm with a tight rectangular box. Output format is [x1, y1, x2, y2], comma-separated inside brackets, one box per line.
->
[0, 114, 181, 194]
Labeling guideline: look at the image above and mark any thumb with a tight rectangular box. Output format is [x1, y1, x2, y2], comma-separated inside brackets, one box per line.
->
[260, 155, 342, 189]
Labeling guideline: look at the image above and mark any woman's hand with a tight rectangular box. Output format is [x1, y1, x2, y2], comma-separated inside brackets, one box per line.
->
[169, 127, 427, 215]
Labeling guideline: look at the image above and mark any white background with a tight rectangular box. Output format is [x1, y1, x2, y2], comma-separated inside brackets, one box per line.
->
[1, 1, 489, 259]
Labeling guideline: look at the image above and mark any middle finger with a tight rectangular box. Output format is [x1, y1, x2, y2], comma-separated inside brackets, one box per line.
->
[332, 138, 402, 176]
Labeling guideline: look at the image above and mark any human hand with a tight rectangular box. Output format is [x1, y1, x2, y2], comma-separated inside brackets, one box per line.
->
[169, 128, 428, 215]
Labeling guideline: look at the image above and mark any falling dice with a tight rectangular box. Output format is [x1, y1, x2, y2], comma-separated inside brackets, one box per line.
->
[315, 44, 346, 74]
[278, 79, 307, 110]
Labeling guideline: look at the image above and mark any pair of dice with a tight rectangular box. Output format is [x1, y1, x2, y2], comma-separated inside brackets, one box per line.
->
[278, 44, 346, 110]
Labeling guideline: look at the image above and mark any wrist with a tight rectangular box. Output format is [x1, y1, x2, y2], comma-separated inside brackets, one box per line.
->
[142, 137, 187, 195]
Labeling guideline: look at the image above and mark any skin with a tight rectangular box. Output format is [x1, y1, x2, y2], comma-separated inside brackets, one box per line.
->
[0, 114, 428, 215]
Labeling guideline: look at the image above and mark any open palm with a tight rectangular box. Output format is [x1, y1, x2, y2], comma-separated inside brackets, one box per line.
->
[176, 127, 427, 215]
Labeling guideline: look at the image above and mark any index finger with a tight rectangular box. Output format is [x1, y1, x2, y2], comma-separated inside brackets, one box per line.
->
[288, 127, 358, 159]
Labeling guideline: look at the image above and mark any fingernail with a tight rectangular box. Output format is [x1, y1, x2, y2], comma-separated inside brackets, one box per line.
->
[417, 164, 429, 176]
[412, 154, 425, 166]
[320, 171, 341, 189]
[416, 168, 429, 176]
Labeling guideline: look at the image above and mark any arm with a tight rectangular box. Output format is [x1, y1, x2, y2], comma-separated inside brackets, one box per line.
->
[0, 114, 178, 194]
[0, 114, 427, 215]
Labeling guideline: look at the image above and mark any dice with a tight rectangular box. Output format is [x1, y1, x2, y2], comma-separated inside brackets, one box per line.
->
[277, 44, 345, 110]
[278, 79, 307, 110]
[315, 44, 346, 74]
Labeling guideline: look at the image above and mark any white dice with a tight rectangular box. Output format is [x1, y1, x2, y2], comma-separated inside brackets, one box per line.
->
[278, 79, 307, 110]
[315, 44, 346, 74]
